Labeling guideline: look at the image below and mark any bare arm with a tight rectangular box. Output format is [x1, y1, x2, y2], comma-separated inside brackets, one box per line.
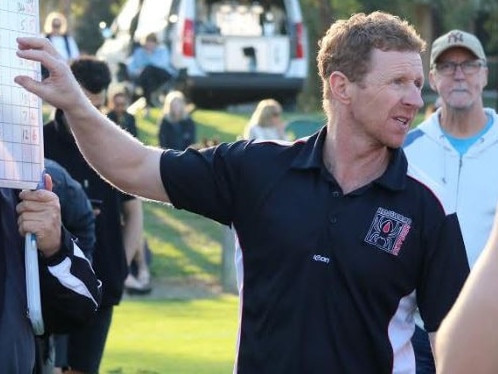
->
[435, 209, 498, 373]
[428, 332, 436, 364]
[15, 36, 168, 203]
[121, 198, 144, 266]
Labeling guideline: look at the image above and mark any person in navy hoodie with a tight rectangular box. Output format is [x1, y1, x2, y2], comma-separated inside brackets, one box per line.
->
[0, 173, 101, 373]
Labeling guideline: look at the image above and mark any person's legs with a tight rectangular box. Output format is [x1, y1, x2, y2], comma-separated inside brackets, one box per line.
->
[54, 334, 69, 373]
[65, 306, 114, 374]
[36, 334, 56, 374]
[137, 65, 172, 107]
[412, 325, 436, 373]
[135, 238, 151, 285]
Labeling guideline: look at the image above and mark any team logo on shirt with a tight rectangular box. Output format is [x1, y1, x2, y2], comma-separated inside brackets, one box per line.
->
[364, 207, 412, 256]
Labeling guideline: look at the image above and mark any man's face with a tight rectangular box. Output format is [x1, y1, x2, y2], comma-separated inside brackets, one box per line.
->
[145, 40, 157, 52]
[112, 95, 127, 114]
[429, 47, 487, 111]
[83, 88, 107, 110]
[347, 49, 424, 149]
[51, 19, 62, 35]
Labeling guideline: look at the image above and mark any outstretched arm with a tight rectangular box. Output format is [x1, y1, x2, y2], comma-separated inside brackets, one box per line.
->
[15, 36, 168, 203]
[435, 207, 498, 373]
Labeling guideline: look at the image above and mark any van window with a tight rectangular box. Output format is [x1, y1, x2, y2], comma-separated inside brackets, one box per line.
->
[196, 0, 288, 37]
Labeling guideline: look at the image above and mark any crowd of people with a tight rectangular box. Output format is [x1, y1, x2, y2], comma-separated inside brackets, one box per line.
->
[5, 7, 498, 373]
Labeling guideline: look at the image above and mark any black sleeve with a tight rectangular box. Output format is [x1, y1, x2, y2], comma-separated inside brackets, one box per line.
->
[417, 213, 470, 332]
[38, 227, 102, 334]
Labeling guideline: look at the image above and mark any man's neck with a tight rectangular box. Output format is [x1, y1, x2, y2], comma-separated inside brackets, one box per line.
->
[439, 106, 488, 138]
[323, 126, 390, 194]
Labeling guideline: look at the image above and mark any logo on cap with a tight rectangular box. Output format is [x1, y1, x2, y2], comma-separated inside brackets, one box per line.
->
[447, 31, 464, 44]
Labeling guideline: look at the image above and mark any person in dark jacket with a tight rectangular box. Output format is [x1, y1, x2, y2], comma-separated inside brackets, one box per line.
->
[158, 90, 196, 150]
[0, 174, 101, 373]
[45, 158, 95, 257]
[38, 159, 97, 372]
[107, 92, 152, 294]
[43, 56, 143, 374]
[107, 91, 138, 138]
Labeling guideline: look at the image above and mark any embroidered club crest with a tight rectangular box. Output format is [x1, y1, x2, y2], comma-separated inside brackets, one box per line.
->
[364, 207, 412, 256]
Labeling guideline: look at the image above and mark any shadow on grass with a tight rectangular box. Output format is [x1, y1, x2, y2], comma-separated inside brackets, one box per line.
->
[143, 202, 224, 283]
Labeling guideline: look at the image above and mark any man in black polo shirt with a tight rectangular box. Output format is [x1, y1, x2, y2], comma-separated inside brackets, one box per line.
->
[16, 10, 470, 373]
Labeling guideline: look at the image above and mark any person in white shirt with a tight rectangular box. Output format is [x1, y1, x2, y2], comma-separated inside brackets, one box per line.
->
[43, 11, 80, 63]
[404, 29, 496, 373]
[243, 98, 289, 141]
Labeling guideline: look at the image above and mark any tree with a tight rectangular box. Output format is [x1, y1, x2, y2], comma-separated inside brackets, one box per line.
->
[298, 0, 363, 111]
[72, 0, 124, 54]
[40, 0, 125, 55]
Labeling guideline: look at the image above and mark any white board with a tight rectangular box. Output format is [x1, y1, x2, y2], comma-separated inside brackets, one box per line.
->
[0, 0, 43, 190]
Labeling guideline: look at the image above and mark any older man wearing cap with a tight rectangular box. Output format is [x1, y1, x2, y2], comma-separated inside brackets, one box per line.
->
[404, 29, 497, 373]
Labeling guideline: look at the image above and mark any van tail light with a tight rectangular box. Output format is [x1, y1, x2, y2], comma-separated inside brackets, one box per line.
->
[293, 22, 304, 59]
[182, 19, 195, 57]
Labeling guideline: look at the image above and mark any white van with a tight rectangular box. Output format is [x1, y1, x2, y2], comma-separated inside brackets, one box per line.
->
[97, 0, 308, 108]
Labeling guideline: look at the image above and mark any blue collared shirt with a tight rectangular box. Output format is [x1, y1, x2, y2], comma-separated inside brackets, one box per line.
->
[127, 45, 175, 77]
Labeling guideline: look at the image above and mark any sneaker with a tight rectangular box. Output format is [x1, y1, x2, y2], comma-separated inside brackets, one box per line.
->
[137, 269, 151, 286]
[124, 274, 152, 295]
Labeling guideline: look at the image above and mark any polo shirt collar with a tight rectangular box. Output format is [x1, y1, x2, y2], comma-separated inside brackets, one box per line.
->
[291, 126, 407, 192]
[290, 127, 327, 170]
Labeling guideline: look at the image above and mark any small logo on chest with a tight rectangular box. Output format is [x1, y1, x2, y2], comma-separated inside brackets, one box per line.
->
[364, 207, 412, 256]
[312, 254, 330, 264]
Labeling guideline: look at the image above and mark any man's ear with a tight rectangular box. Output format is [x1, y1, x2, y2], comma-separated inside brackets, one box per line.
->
[482, 66, 488, 88]
[329, 71, 351, 104]
[428, 70, 438, 92]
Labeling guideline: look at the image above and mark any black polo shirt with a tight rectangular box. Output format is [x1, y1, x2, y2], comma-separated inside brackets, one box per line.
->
[160, 128, 469, 373]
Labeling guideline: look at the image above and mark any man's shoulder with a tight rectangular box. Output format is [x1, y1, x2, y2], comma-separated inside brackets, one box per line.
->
[406, 163, 449, 213]
[404, 116, 440, 149]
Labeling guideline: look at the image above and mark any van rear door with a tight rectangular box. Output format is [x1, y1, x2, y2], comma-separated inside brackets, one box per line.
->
[193, 1, 291, 74]
[196, 35, 290, 74]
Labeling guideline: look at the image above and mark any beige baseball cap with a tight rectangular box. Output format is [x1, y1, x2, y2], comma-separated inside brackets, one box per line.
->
[430, 29, 486, 66]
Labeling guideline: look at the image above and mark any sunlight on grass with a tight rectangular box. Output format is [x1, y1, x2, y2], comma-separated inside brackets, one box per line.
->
[142, 201, 224, 282]
[100, 296, 239, 374]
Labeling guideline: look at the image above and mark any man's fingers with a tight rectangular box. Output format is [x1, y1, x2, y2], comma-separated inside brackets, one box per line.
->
[14, 74, 40, 94]
[44, 174, 53, 192]
[16, 36, 58, 56]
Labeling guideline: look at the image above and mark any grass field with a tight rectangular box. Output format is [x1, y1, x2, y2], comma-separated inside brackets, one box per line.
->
[101, 296, 239, 373]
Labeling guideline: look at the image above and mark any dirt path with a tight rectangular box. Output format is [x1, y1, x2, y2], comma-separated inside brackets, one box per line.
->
[122, 277, 229, 300]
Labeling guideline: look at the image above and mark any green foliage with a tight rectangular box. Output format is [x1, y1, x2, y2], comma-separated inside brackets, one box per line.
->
[72, 0, 116, 54]
[482, 0, 498, 55]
